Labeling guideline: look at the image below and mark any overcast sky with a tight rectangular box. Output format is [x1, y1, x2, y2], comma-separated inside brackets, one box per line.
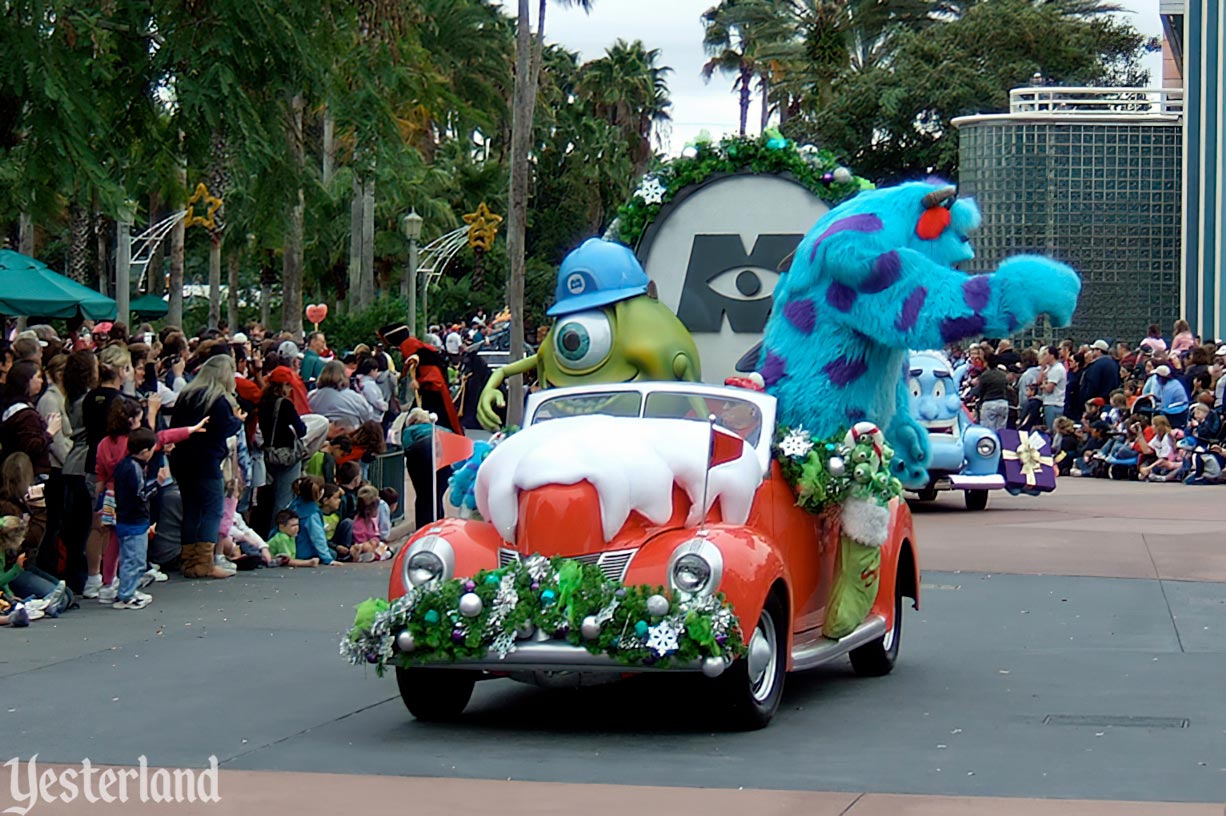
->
[518, 0, 1164, 155]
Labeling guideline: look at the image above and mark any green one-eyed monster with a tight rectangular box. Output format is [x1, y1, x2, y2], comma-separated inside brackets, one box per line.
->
[477, 238, 701, 430]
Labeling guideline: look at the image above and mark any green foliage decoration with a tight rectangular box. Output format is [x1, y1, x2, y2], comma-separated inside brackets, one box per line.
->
[614, 131, 870, 249]
[774, 425, 904, 516]
[340, 555, 746, 675]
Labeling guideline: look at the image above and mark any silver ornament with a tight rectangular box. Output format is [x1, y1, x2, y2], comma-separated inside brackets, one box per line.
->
[580, 615, 602, 640]
[458, 592, 484, 618]
[532, 626, 552, 642]
[646, 594, 670, 617]
[395, 630, 415, 653]
[827, 456, 846, 478]
[701, 656, 728, 678]
[516, 620, 536, 640]
[681, 146, 698, 159]
[833, 166, 853, 184]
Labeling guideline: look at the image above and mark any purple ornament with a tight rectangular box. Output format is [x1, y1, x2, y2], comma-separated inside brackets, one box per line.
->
[365, 652, 379, 664]
[715, 634, 728, 646]
[530, 581, 539, 590]
[451, 629, 465, 643]
[822, 172, 835, 184]
[614, 588, 627, 598]
[464, 580, 476, 592]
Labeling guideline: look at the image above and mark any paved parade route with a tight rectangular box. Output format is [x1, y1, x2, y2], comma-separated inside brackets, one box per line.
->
[3, 480, 1224, 813]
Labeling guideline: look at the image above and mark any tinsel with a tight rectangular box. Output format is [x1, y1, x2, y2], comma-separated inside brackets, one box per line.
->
[615, 133, 871, 248]
[774, 426, 903, 516]
[341, 556, 746, 676]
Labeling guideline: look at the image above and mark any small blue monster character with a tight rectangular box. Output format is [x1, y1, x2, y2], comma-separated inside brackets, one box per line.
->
[907, 350, 1002, 498]
[758, 181, 1080, 487]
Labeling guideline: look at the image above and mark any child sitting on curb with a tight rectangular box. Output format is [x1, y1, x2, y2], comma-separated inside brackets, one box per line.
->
[290, 477, 339, 566]
[266, 510, 320, 568]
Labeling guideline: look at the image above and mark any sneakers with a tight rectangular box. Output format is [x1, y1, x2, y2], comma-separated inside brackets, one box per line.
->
[113, 594, 152, 610]
[43, 581, 68, 613]
[149, 567, 169, 583]
[81, 575, 103, 599]
[97, 580, 119, 604]
[8, 604, 30, 627]
[214, 555, 237, 574]
[138, 568, 161, 589]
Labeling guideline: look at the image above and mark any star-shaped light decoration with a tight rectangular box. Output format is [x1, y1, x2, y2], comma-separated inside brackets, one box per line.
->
[184, 182, 223, 231]
[779, 428, 814, 459]
[646, 619, 680, 657]
[634, 176, 666, 206]
[463, 202, 503, 252]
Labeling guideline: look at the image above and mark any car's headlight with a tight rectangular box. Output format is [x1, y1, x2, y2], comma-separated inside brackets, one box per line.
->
[668, 538, 723, 597]
[976, 437, 997, 457]
[402, 535, 455, 587]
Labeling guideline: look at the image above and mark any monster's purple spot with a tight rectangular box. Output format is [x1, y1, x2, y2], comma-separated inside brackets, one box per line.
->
[783, 298, 816, 334]
[808, 213, 885, 261]
[847, 408, 867, 422]
[895, 287, 927, 332]
[941, 314, 987, 344]
[962, 275, 991, 312]
[760, 351, 787, 387]
[823, 355, 868, 387]
[860, 251, 902, 293]
[825, 282, 857, 313]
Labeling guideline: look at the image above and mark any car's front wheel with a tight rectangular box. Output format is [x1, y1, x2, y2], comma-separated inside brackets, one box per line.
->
[964, 489, 989, 511]
[395, 667, 477, 722]
[849, 574, 902, 677]
[915, 487, 939, 502]
[714, 593, 786, 730]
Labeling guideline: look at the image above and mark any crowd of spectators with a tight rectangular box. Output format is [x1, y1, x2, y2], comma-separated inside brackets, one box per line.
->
[956, 320, 1226, 486]
[0, 314, 472, 626]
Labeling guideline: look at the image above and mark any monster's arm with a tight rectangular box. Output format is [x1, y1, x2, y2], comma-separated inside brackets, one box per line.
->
[825, 248, 1080, 349]
[476, 355, 538, 431]
[888, 376, 931, 489]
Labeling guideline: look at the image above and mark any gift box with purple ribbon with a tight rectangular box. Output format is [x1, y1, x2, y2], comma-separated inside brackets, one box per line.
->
[997, 430, 1057, 493]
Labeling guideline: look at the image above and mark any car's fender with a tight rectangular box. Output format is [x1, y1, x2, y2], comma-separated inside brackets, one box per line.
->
[962, 424, 1003, 476]
[388, 518, 505, 600]
[625, 525, 789, 654]
[872, 498, 921, 630]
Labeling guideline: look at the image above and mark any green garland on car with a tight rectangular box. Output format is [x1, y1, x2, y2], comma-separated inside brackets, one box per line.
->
[340, 555, 746, 675]
[615, 130, 872, 249]
[774, 425, 904, 516]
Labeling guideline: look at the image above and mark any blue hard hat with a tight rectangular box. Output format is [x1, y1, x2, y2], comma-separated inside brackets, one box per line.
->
[546, 238, 649, 317]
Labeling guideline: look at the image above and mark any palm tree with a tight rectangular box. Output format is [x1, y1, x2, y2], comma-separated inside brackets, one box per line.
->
[577, 39, 672, 177]
[507, 0, 594, 426]
[701, 0, 762, 136]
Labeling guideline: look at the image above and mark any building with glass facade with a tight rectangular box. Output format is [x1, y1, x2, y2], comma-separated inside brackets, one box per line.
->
[954, 88, 1183, 345]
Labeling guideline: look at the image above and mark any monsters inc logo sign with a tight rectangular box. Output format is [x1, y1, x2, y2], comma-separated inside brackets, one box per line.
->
[636, 173, 830, 384]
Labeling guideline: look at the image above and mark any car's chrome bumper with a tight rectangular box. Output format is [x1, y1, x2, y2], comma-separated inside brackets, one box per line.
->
[934, 474, 1005, 490]
[395, 636, 730, 675]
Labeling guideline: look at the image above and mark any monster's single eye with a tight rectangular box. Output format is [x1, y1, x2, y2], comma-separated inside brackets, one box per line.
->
[553, 310, 612, 370]
[932, 379, 947, 400]
[707, 266, 780, 302]
[908, 377, 922, 399]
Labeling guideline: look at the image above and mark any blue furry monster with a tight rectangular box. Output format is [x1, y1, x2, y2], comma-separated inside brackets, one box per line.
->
[448, 441, 494, 515]
[758, 181, 1081, 488]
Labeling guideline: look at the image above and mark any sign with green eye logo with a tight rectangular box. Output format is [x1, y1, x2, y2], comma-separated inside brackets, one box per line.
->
[635, 172, 830, 384]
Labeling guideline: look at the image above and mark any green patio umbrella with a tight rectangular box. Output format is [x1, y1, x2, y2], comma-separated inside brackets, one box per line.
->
[130, 292, 169, 318]
[0, 249, 117, 320]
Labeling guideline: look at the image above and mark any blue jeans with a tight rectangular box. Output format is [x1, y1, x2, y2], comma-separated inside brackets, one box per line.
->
[117, 531, 148, 602]
[172, 470, 225, 546]
[1042, 405, 1062, 430]
[266, 462, 301, 538]
[10, 564, 73, 613]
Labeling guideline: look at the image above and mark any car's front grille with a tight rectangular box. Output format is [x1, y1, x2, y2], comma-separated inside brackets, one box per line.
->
[496, 547, 637, 583]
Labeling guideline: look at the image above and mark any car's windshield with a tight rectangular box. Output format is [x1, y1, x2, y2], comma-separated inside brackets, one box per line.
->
[643, 392, 764, 447]
[532, 392, 643, 422]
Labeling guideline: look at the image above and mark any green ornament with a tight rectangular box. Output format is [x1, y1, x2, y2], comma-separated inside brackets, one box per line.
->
[540, 589, 557, 606]
[852, 447, 871, 464]
[853, 463, 873, 484]
[484, 574, 500, 586]
[423, 609, 440, 624]
[634, 620, 649, 638]
[872, 472, 890, 490]
[825, 443, 836, 451]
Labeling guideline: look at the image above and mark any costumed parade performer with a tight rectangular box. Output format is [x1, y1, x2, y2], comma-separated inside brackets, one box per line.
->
[378, 325, 463, 436]
[476, 238, 701, 431]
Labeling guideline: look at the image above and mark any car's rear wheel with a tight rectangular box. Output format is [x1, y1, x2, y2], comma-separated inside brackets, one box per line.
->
[714, 593, 786, 731]
[395, 667, 477, 722]
[849, 574, 902, 677]
[915, 487, 939, 502]
[964, 489, 989, 511]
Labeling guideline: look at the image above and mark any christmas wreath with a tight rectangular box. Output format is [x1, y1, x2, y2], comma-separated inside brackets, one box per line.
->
[774, 424, 904, 517]
[341, 555, 746, 675]
[614, 129, 873, 249]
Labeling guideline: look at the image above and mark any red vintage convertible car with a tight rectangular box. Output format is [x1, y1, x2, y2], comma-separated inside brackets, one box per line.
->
[387, 382, 920, 729]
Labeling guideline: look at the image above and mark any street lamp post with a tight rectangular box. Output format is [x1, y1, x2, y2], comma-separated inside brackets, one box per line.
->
[402, 209, 423, 336]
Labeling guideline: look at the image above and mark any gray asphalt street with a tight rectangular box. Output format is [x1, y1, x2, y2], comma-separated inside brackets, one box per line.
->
[3, 553, 1223, 803]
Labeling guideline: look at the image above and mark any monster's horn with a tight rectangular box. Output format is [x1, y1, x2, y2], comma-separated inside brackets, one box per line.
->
[922, 187, 957, 209]
[776, 249, 795, 272]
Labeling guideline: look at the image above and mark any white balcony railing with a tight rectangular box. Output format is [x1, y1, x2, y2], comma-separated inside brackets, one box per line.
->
[1010, 86, 1184, 117]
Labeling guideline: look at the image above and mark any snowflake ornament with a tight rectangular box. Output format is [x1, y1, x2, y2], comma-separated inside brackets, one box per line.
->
[646, 620, 680, 657]
[779, 428, 814, 458]
[492, 631, 517, 659]
[524, 555, 552, 583]
[595, 599, 620, 625]
[634, 176, 666, 206]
